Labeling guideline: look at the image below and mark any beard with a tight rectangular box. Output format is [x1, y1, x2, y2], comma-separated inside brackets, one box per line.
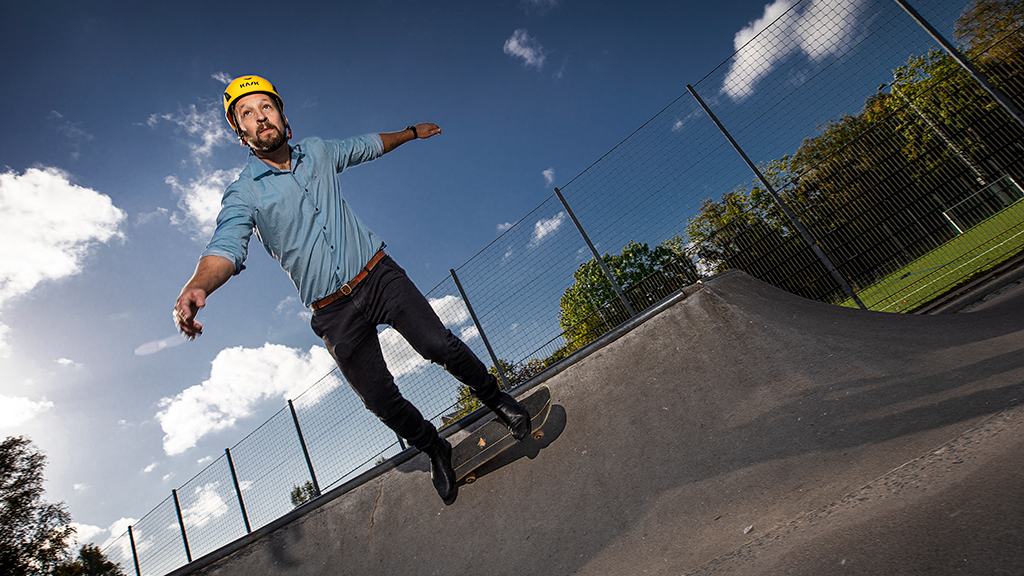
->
[248, 122, 288, 153]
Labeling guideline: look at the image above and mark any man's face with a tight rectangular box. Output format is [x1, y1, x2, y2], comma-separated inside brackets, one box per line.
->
[233, 93, 288, 153]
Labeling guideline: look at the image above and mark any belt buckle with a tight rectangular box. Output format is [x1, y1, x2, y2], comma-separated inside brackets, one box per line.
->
[340, 284, 353, 296]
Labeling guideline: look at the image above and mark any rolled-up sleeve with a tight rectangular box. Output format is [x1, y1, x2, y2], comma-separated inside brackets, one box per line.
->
[327, 133, 384, 172]
[201, 187, 255, 275]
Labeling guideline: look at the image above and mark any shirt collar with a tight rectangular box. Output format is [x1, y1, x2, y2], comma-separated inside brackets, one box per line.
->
[244, 143, 307, 180]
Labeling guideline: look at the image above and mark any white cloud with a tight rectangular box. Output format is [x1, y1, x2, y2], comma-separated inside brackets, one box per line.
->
[55, 357, 81, 369]
[181, 483, 229, 528]
[148, 103, 241, 241]
[212, 71, 234, 85]
[543, 167, 556, 187]
[135, 207, 169, 226]
[155, 344, 337, 455]
[504, 29, 547, 69]
[378, 327, 431, 380]
[92, 517, 138, 558]
[497, 222, 514, 234]
[0, 322, 10, 359]
[521, 0, 558, 13]
[142, 462, 158, 473]
[0, 167, 125, 309]
[429, 294, 471, 327]
[0, 394, 54, 428]
[72, 522, 103, 545]
[460, 325, 480, 342]
[275, 295, 311, 321]
[166, 167, 238, 240]
[48, 111, 95, 161]
[529, 211, 566, 247]
[73, 483, 90, 492]
[721, 0, 867, 102]
[148, 104, 235, 164]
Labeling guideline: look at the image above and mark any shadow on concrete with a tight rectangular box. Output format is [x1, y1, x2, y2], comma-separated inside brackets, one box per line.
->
[457, 404, 567, 488]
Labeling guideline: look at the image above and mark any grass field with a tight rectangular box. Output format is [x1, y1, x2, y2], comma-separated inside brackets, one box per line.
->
[841, 198, 1024, 312]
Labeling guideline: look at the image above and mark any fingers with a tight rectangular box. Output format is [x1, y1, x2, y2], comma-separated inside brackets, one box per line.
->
[174, 291, 207, 340]
[416, 123, 441, 138]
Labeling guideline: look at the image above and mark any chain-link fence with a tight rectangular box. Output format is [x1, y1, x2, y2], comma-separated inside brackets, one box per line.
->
[106, 1, 1024, 573]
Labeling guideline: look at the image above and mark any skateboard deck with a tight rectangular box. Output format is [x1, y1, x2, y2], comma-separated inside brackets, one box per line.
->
[451, 385, 552, 484]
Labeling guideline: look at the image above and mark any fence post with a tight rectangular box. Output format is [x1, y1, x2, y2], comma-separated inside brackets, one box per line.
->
[687, 84, 868, 311]
[450, 267, 511, 390]
[894, 0, 1024, 130]
[171, 489, 192, 563]
[288, 400, 321, 498]
[128, 525, 141, 576]
[554, 187, 637, 317]
[225, 448, 251, 533]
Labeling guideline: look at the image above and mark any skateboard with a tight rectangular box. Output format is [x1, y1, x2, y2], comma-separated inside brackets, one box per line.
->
[451, 385, 552, 484]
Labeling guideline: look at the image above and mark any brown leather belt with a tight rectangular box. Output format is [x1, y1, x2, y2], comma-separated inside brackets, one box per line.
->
[311, 250, 387, 311]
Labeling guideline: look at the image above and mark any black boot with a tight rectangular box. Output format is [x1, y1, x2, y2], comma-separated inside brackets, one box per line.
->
[423, 437, 456, 504]
[484, 392, 531, 442]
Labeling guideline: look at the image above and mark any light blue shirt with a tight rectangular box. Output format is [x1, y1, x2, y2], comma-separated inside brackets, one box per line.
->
[202, 134, 386, 307]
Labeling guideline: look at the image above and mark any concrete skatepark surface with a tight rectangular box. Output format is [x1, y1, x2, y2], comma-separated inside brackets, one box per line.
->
[180, 270, 1024, 576]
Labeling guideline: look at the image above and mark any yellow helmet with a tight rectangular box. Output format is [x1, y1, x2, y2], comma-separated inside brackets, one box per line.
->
[223, 75, 284, 131]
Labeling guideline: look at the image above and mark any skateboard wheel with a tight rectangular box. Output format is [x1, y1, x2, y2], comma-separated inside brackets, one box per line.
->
[465, 473, 477, 484]
[533, 430, 544, 440]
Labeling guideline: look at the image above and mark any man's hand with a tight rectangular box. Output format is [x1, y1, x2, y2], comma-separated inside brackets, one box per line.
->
[173, 255, 235, 340]
[174, 288, 207, 339]
[411, 122, 441, 139]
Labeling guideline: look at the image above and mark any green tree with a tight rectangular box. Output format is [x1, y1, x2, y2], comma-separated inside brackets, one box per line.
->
[956, 0, 1024, 64]
[0, 436, 74, 576]
[52, 544, 125, 576]
[558, 241, 699, 350]
[289, 481, 318, 507]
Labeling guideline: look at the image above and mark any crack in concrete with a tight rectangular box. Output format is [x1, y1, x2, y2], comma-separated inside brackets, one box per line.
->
[368, 478, 384, 544]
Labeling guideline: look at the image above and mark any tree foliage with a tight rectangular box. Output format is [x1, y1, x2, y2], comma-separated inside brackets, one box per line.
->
[558, 241, 699, 350]
[289, 481, 318, 507]
[0, 436, 74, 576]
[955, 0, 1024, 64]
[52, 544, 125, 576]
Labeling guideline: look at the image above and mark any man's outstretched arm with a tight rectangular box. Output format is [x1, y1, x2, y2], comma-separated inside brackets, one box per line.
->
[174, 255, 235, 339]
[379, 122, 442, 154]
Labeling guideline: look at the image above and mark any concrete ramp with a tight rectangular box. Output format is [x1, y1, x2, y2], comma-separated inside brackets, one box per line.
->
[187, 270, 1024, 576]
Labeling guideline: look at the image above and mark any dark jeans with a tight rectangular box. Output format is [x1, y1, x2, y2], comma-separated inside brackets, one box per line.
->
[310, 255, 501, 451]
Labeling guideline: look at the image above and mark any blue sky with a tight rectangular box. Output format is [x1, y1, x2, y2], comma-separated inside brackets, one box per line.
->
[0, 0, 963, 555]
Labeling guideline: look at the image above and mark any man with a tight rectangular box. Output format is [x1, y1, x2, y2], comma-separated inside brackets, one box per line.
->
[173, 75, 529, 504]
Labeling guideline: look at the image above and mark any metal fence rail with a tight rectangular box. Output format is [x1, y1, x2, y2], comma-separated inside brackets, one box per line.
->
[105, 1, 1024, 573]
